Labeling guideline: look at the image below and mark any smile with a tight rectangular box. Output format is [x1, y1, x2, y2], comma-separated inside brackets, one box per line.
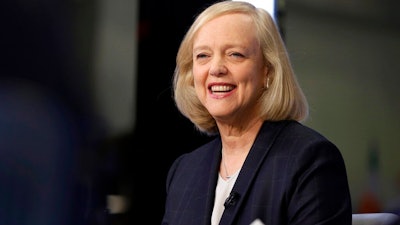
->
[210, 85, 235, 93]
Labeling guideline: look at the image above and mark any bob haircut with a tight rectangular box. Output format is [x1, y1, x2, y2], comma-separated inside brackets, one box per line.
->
[173, 0, 309, 135]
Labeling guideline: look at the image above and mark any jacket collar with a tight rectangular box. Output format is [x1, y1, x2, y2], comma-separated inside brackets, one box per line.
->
[218, 120, 292, 224]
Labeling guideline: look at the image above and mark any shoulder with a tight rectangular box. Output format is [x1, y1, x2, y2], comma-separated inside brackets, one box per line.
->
[175, 136, 220, 164]
[280, 120, 328, 140]
[264, 120, 343, 161]
[269, 120, 337, 147]
[166, 137, 219, 180]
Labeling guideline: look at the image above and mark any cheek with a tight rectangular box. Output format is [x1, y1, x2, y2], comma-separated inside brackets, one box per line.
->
[239, 70, 265, 92]
[192, 66, 207, 88]
[237, 67, 263, 84]
[192, 68, 209, 104]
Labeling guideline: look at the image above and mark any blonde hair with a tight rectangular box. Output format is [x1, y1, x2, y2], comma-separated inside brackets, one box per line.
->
[173, 0, 308, 135]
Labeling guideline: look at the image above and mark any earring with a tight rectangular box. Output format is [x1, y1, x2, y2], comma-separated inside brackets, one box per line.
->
[266, 77, 270, 89]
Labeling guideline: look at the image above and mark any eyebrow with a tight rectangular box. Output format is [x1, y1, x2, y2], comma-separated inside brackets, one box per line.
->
[193, 43, 249, 52]
[193, 45, 210, 52]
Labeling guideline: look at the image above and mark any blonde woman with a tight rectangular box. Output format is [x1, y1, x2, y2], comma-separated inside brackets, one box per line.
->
[162, 1, 352, 225]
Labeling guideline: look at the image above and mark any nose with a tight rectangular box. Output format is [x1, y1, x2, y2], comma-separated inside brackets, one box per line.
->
[209, 58, 227, 76]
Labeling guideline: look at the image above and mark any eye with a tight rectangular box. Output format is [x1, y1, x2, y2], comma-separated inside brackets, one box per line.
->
[230, 52, 244, 58]
[195, 53, 209, 59]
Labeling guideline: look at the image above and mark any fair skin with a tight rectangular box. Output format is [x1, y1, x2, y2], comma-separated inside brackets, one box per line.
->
[192, 13, 269, 179]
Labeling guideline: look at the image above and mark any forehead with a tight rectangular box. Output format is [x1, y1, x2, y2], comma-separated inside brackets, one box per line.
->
[194, 13, 258, 45]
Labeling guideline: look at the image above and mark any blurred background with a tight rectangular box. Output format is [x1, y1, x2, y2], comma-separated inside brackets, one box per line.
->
[0, 0, 399, 224]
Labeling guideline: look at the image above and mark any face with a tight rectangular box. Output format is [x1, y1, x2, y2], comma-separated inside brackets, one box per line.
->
[192, 13, 268, 124]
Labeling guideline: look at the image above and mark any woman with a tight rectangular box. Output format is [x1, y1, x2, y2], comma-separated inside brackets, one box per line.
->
[161, 1, 352, 225]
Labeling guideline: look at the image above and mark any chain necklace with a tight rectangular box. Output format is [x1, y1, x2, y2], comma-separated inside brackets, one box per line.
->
[223, 157, 231, 179]
[222, 149, 231, 179]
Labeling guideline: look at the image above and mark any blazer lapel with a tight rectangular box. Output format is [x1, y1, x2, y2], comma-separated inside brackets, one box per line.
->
[183, 138, 222, 225]
[219, 121, 291, 225]
[203, 140, 223, 224]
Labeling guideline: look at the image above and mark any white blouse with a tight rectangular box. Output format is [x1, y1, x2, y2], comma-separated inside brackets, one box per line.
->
[211, 170, 240, 225]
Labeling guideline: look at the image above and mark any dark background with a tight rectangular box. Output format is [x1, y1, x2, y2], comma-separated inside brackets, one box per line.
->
[128, 0, 218, 224]
[1, 0, 217, 224]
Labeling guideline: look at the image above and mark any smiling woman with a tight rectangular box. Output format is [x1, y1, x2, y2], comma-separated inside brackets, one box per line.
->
[192, 13, 267, 123]
[161, 1, 352, 225]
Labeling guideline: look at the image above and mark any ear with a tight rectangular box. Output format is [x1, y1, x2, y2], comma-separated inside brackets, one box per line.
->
[263, 66, 270, 88]
[264, 65, 269, 76]
[264, 77, 270, 89]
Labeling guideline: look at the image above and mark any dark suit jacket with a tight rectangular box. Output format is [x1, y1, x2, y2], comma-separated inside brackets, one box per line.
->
[161, 120, 352, 225]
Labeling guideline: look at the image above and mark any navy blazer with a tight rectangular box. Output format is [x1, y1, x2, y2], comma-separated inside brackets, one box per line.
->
[161, 120, 352, 225]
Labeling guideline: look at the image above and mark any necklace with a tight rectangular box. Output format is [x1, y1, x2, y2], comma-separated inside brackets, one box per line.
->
[222, 150, 231, 179]
[222, 157, 231, 179]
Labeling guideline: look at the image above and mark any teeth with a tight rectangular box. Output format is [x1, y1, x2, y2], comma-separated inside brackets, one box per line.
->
[211, 85, 234, 92]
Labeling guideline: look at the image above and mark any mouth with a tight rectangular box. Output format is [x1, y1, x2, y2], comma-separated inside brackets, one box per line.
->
[209, 85, 236, 93]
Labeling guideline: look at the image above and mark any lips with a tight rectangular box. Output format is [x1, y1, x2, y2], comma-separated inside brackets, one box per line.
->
[210, 85, 235, 93]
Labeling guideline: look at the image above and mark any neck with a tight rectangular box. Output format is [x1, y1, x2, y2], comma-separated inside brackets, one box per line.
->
[221, 147, 249, 180]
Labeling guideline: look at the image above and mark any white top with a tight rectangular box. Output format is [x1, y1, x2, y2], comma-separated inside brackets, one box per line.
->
[211, 171, 240, 225]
